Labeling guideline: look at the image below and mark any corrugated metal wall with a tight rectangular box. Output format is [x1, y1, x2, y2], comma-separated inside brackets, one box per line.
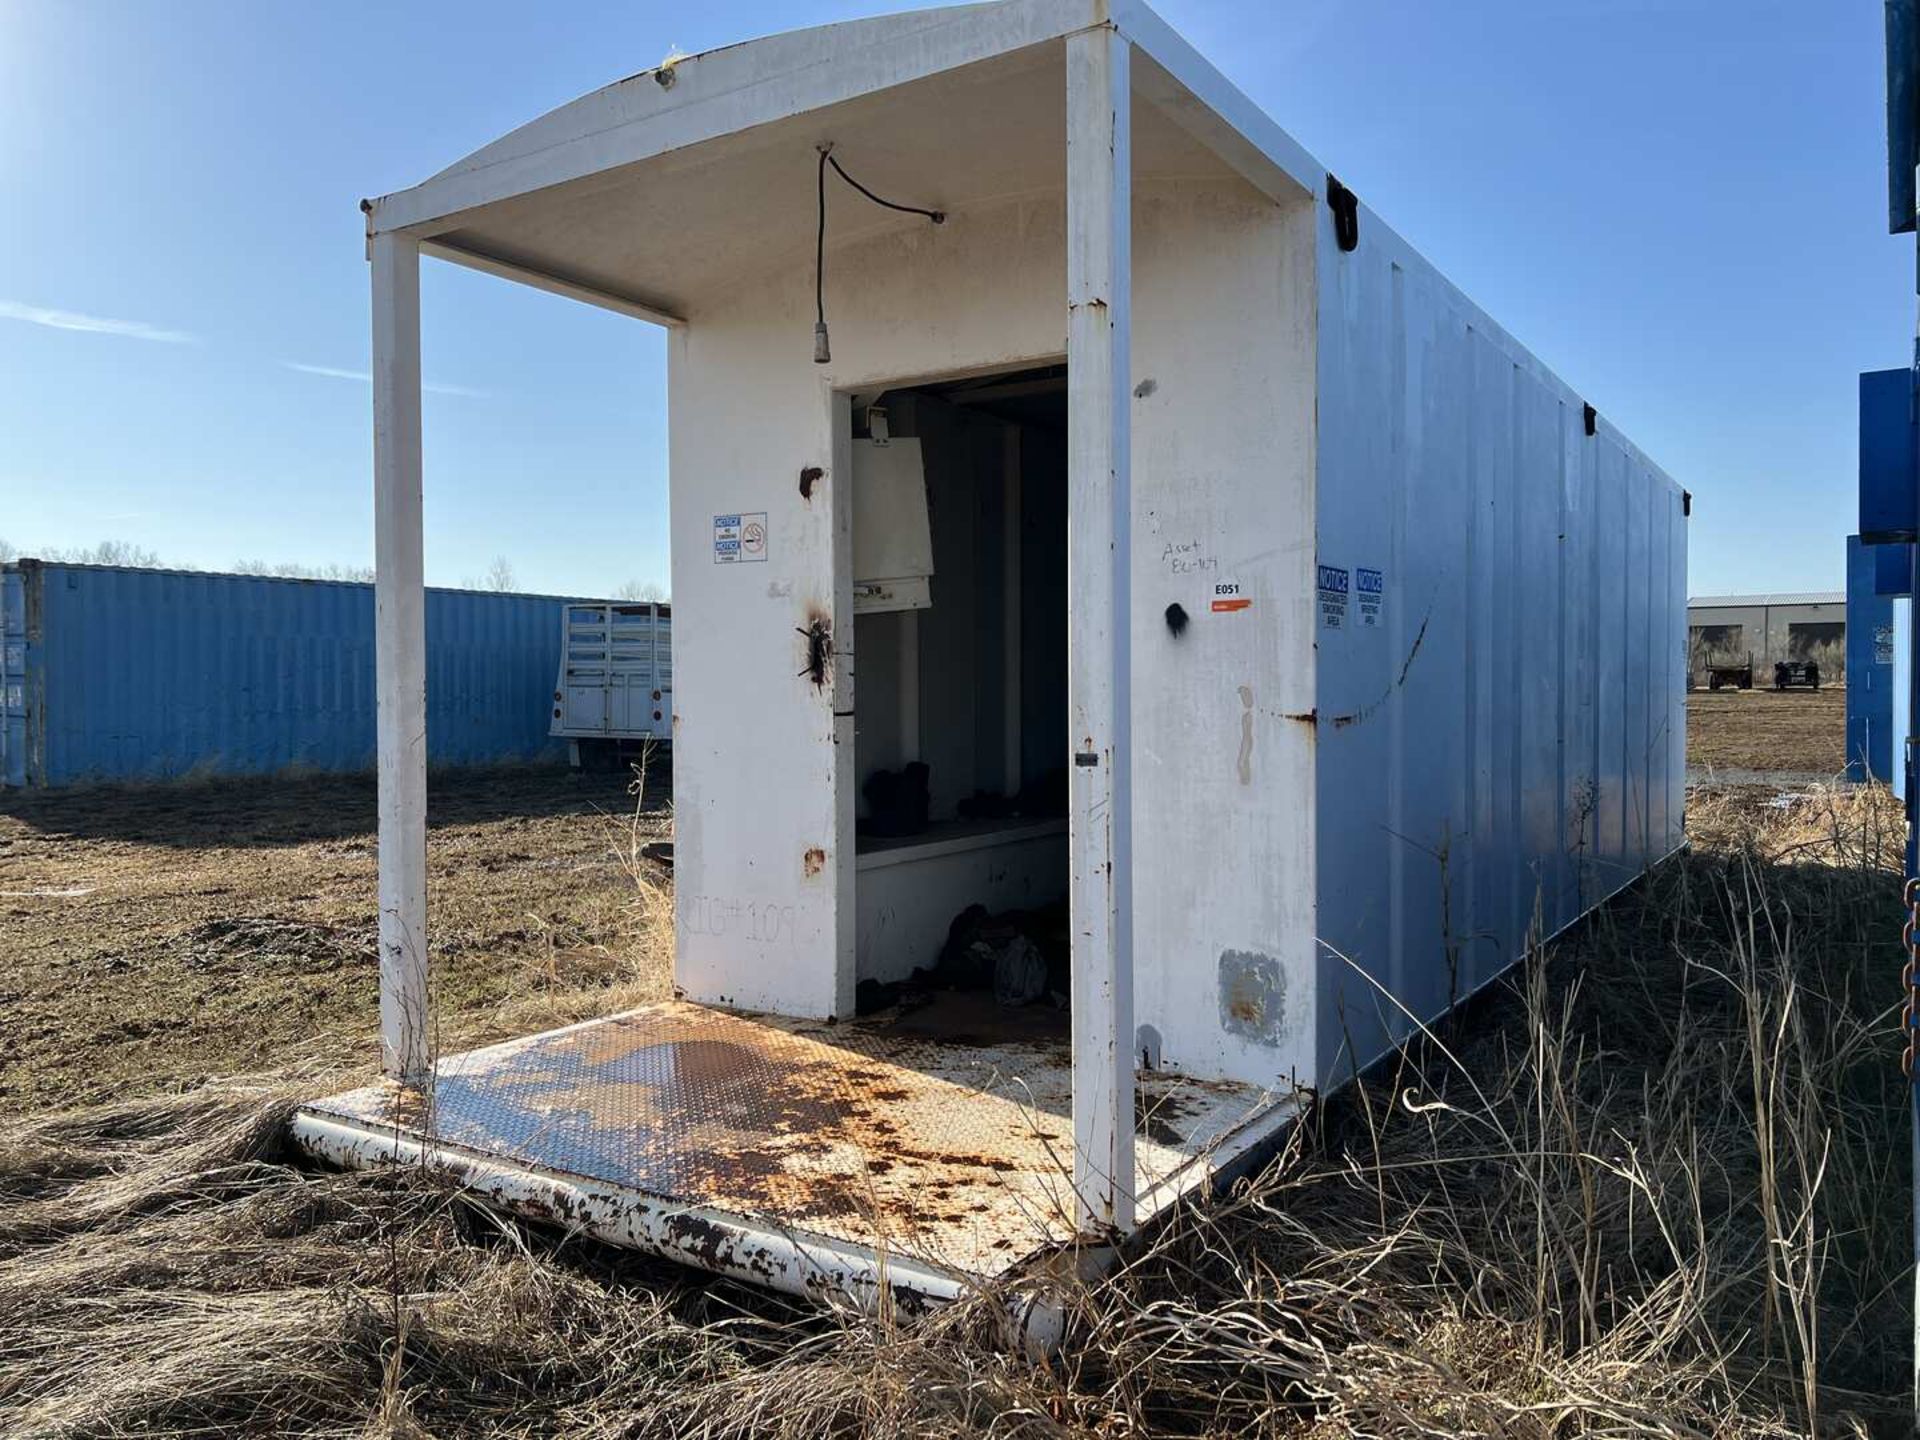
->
[2, 567, 28, 788]
[1312, 208, 1688, 1087]
[0, 562, 596, 787]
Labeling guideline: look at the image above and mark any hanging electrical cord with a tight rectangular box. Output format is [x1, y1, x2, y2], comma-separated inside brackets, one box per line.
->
[814, 144, 945, 364]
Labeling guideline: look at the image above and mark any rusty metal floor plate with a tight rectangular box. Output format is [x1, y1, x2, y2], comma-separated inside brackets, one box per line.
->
[296, 998, 1288, 1282]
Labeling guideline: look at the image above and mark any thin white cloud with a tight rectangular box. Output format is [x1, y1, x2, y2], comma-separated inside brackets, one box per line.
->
[284, 360, 487, 399]
[285, 361, 368, 383]
[425, 379, 488, 399]
[0, 299, 196, 344]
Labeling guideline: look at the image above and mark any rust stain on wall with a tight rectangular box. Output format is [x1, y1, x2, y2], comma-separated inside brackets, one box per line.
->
[1236, 685, 1254, 784]
[1218, 949, 1286, 1045]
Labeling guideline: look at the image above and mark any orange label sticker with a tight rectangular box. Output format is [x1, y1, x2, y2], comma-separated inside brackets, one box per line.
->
[1211, 597, 1251, 613]
[1211, 579, 1249, 613]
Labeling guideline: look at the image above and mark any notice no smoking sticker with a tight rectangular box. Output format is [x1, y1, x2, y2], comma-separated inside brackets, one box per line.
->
[713, 512, 768, 564]
[1317, 564, 1349, 629]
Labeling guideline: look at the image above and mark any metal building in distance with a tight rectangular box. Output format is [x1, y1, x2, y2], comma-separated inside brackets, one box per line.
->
[1687, 589, 1846, 688]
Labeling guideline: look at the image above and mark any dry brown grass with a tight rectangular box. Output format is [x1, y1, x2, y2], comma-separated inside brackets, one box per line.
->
[0, 777, 1909, 1436]
[0, 765, 674, 1109]
[1685, 688, 1845, 778]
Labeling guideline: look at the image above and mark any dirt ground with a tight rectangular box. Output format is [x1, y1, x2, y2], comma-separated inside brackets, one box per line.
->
[0, 765, 671, 1111]
[0, 689, 1856, 1109]
[1684, 684, 1845, 777]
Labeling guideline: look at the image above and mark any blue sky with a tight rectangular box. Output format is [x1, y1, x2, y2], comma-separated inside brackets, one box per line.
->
[0, 0, 1905, 597]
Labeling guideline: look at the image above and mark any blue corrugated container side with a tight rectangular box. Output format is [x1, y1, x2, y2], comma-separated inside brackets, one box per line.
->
[1, 561, 597, 787]
[1846, 535, 1897, 782]
[1, 566, 29, 788]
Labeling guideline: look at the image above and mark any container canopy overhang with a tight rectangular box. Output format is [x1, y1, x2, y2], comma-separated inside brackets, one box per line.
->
[360, 0, 1324, 321]
[359, 0, 1338, 1253]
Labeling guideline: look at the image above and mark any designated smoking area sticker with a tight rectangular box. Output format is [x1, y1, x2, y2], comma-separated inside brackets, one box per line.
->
[713, 512, 768, 564]
[1356, 567, 1384, 627]
[1317, 564, 1349, 629]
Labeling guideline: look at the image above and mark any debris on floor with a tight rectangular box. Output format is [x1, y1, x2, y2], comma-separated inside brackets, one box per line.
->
[855, 902, 1070, 1016]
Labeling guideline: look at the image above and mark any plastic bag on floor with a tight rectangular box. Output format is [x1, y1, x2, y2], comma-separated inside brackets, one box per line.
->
[993, 935, 1049, 1008]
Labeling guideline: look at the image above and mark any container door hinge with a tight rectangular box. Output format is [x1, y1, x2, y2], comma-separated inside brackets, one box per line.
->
[1583, 403, 1598, 437]
[1681, 489, 1692, 517]
[1326, 174, 1359, 252]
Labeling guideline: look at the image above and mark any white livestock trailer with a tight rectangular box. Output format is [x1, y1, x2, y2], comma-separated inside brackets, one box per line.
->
[548, 600, 673, 767]
[297, 0, 1687, 1324]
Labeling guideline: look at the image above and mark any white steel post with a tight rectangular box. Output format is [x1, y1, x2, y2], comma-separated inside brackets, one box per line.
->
[371, 231, 430, 1083]
[1065, 23, 1135, 1235]
[1002, 424, 1024, 798]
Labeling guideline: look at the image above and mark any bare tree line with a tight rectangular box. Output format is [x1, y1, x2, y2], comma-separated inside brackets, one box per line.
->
[0, 538, 666, 599]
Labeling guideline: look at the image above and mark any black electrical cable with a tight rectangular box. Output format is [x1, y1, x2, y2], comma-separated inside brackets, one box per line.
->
[813, 145, 944, 363]
[817, 147, 829, 331]
[826, 152, 945, 225]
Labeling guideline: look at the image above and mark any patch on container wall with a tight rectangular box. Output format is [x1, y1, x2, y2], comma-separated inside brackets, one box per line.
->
[1219, 949, 1285, 1045]
[1356, 567, 1383, 627]
[1211, 579, 1250, 613]
[1316, 565, 1349, 629]
[713, 513, 769, 564]
[1236, 685, 1254, 785]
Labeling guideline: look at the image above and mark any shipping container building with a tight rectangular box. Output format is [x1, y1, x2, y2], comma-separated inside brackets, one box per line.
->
[295, 0, 1690, 1327]
[1, 561, 593, 788]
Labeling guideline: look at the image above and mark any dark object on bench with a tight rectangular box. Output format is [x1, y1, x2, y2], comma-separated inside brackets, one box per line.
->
[862, 761, 931, 837]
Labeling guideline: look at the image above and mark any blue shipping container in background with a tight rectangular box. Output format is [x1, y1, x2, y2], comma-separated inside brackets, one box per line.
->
[0, 561, 599, 788]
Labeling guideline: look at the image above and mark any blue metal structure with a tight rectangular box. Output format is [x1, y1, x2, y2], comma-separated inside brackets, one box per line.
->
[0, 561, 597, 788]
[1879, 539, 1917, 595]
[1892, 0, 1919, 235]
[1862, 368, 1917, 544]
[1848, 535, 1898, 782]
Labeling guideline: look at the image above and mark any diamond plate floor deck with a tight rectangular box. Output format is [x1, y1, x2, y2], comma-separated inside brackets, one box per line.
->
[297, 997, 1286, 1279]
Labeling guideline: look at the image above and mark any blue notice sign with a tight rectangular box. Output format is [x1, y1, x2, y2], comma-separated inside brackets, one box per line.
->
[1355, 566, 1383, 626]
[713, 512, 768, 564]
[1317, 564, 1349, 629]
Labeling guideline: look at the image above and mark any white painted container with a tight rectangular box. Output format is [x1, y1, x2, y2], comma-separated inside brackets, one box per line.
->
[646, 27, 1687, 1095]
[341, 0, 1687, 1278]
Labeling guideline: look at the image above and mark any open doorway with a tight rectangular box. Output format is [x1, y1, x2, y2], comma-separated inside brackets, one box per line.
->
[848, 363, 1070, 1023]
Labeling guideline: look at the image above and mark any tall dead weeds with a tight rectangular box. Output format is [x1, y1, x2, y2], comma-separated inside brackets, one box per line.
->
[0, 780, 1906, 1436]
